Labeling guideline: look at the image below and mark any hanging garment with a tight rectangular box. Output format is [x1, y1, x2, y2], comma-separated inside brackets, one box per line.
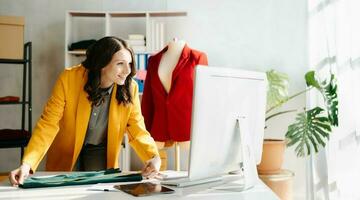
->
[141, 44, 208, 141]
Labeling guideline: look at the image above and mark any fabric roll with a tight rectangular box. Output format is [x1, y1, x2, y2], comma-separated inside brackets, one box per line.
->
[19, 169, 142, 188]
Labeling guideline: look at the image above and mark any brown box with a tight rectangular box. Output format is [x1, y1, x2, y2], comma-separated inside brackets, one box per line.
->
[0, 16, 24, 59]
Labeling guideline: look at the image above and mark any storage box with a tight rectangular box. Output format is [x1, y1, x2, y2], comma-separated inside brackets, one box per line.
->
[0, 16, 24, 59]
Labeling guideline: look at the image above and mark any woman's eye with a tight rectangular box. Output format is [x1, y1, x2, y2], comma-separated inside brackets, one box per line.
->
[117, 62, 124, 65]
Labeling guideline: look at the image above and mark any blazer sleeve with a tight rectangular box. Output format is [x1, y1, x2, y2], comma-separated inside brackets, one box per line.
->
[141, 57, 155, 132]
[22, 71, 67, 172]
[127, 80, 159, 163]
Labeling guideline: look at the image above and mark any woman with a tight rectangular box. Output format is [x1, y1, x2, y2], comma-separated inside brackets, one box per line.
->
[9, 36, 160, 186]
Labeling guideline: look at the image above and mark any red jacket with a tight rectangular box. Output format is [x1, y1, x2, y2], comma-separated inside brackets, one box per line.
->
[141, 45, 208, 141]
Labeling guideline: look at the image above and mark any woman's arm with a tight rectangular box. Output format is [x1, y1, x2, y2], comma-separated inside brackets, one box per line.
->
[126, 80, 160, 178]
[126, 81, 159, 162]
[9, 70, 68, 185]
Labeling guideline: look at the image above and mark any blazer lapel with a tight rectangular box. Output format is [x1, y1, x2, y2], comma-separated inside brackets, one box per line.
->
[107, 84, 123, 168]
[73, 74, 91, 165]
[171, 44, 190, 82]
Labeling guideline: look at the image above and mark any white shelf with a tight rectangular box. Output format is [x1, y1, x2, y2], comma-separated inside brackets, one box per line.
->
[68, 12, 106, 17]
[149, 11, 187, 17]
[109, 12, 146, 17]
[68, 50, 86, 55]
[65, 10, 187, 67]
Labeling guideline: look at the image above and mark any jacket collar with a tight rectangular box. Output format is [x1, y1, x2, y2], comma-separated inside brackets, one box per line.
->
[158, 43, 191, 60]
[153, 44, 191, 88]
[73, 68, 91, 165]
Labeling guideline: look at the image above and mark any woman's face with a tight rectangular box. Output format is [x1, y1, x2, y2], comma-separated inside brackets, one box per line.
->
[101, 48, 132, 87]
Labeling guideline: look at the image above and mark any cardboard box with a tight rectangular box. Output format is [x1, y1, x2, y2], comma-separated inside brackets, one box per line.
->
[0, 16, 24, 59]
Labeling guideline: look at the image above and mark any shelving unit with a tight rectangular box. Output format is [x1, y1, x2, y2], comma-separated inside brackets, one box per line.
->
[65, 10, 187, 67]
[0, 42, 32, 161]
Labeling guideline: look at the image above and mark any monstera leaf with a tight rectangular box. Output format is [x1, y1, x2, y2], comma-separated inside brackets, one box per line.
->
[285, 107, 331, 157]
[266, 70, 289, 112]
[305, 71, 338, 126]
[265, 69, 338, 157]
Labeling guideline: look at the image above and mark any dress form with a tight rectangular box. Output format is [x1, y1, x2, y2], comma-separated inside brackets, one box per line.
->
[156, 39, 190, 170]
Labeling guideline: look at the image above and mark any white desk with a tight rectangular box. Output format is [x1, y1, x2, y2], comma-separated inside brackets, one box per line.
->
[0, 172, 279, 200]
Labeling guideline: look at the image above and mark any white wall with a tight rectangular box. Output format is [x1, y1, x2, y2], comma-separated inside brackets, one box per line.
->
[0, 0, 308, 199]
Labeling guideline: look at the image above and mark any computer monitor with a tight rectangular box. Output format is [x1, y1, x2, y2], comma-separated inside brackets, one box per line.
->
[188, 65, 267, 182]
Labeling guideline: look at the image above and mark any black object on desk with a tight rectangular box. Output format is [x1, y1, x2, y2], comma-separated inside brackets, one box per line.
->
[114, 182, 175, 197]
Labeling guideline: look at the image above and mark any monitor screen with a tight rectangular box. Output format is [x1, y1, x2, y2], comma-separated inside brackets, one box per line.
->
[188, 65, 267, 181]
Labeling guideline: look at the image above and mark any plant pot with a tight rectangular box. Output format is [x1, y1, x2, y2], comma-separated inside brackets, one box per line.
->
[257, 139, 286, 174]
[259, 169, 294, 200]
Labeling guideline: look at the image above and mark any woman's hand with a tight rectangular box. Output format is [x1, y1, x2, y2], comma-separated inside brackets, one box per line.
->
[141, 155, 161, 179]
[9, 163, 31, 186]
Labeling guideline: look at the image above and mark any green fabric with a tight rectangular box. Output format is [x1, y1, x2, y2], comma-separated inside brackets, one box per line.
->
[19, 168, 142, 189]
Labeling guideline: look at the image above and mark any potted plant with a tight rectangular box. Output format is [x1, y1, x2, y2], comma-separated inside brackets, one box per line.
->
[257, 69, 338, 174]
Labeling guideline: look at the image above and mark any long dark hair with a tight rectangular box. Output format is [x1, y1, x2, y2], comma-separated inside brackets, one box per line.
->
[82, 36, 136, 106]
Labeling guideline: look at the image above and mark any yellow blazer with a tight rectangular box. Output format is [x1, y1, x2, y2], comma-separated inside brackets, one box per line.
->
[23, 65, 159, 172]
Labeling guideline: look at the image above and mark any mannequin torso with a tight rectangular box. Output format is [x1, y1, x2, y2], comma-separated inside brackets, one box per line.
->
[156, 40, 189, 167]
[143, 41, 208, 170]
[158, 40, 186, 93]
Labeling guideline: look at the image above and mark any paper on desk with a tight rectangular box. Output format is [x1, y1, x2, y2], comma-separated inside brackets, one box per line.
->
[157, 170, 188, 180]
[88, 183, 119, 192]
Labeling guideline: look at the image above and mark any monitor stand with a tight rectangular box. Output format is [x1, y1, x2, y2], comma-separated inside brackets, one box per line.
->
[213, 117, 258, 191]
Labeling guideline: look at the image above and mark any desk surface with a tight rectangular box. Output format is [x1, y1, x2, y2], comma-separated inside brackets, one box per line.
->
[0, 172, 279, 200]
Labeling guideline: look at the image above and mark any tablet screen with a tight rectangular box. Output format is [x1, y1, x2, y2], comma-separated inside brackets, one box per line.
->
[114, 182, 175, 197]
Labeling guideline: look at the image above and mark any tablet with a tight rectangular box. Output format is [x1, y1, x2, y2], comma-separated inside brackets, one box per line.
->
[114, 182, 175, 197]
